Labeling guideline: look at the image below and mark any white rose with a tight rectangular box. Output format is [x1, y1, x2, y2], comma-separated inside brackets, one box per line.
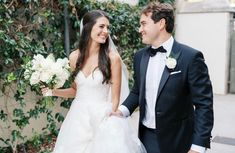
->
[54, 79, 65, 89]
[166, 57, 177, 69]
[32, 54, 44, 70]
[33, 54, 44, 63]
[46, 54, 55, 62]
[53, 69, 70, 88]
[40, 58, 55, 73]
[32, 59, 41, 70]
[57, 70, 69, 82]
[30, 71, 40, 85]
[62, 69, 70, 79]
[56, 58, 69, 69]
[40, 71, 53, 83]
[51, 63, 63, 76]
[24, 69, 31, 80]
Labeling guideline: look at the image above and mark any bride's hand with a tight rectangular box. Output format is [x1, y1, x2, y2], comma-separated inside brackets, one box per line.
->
[41, 87, 53, 96]
[109, 110, 123, 117]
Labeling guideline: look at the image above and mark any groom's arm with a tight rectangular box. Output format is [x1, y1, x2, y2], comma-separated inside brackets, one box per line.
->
[188, 51, 214, 149]
[120, 52, 141, 116]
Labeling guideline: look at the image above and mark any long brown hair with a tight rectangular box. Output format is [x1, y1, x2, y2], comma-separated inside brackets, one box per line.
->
[73, 10, 111, 84]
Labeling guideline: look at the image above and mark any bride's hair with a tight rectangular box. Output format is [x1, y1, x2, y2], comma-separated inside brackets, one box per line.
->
[73, 10, 111, 84]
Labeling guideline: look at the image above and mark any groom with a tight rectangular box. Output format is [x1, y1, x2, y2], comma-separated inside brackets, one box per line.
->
[117, 2, 214, 153]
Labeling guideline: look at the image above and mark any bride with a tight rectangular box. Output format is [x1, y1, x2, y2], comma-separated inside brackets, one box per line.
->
[41, 10, 146, 153]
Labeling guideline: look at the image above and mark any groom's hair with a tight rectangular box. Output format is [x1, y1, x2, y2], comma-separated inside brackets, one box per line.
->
[141, 2, 175, 33]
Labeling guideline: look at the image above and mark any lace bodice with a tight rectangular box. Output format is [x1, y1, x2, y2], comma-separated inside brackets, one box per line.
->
[74, 69, 111, 103]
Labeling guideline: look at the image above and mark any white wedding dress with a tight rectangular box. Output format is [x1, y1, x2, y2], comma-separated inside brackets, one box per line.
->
[53, 69, 146, 153]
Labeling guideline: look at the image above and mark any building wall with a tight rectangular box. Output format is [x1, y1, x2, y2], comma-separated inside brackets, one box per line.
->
[0, 84, 68, 147]
[175, 12, 231, 94]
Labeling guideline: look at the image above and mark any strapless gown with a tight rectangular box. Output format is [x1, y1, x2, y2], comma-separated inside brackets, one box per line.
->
[53, 70, 146, 153]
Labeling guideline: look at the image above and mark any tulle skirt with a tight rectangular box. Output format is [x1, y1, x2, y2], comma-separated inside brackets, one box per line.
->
[52, 100, 146, 153]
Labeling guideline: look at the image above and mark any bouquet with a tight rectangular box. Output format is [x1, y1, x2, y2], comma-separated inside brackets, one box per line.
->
[23, 54, 71, 97]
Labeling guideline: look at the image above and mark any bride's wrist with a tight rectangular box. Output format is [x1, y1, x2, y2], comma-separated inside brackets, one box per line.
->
[51, 89, 55, 96]
[111, 107, 117, 112]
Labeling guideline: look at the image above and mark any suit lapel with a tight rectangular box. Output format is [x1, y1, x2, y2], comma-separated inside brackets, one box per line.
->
[139, 48, 150, 102]
[157, 40, 182, 98]
[157, 67, 170, 98]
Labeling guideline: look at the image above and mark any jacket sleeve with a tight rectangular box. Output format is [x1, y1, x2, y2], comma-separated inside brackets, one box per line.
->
[188, 51, 214, 148]
[122, 53, 140, 115]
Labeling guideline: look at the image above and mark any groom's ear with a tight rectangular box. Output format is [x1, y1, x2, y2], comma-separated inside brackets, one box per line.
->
[159, 18, 167, 30]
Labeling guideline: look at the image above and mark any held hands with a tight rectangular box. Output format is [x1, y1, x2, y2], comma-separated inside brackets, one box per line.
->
[109, 109, 124, 117]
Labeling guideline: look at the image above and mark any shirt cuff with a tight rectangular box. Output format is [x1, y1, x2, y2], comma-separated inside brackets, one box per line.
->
[191, 144, 206, 153]
[118, 105, 130, 117]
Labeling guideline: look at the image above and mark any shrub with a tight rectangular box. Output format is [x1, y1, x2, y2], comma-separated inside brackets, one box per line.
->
[0, 0, 174, 152]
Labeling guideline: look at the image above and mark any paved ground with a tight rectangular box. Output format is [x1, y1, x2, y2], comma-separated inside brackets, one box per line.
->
[129, 94, 235, 153]
[207, 94, 235, 153]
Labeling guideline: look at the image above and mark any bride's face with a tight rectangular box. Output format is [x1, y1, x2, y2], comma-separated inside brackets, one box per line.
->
[90, 17, 110, 44]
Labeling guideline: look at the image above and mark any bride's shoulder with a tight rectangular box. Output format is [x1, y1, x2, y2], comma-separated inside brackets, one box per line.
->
[69, 49, 80, 71]
[108, 50, 121, 64]
[109, 51, 121, 73]
[70, 49, 80, 57]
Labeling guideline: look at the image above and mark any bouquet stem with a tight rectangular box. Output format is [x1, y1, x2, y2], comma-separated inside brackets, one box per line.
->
[42, 97, 55, 108]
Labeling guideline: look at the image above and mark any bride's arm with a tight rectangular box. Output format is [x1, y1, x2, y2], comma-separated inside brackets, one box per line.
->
[109, 51, 122, 112]
[42, 50, 79, 98]
[51, 82, 76, 98]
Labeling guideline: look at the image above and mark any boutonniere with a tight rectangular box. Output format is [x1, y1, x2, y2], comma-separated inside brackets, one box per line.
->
[166, 56, 177, 70]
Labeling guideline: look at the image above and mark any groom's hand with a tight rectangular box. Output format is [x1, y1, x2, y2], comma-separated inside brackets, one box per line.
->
[188, 150, 199, 153]
[109, 110, 123, 117]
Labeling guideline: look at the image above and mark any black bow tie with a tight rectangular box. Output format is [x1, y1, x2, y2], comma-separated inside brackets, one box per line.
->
[149, 46, 167, 57]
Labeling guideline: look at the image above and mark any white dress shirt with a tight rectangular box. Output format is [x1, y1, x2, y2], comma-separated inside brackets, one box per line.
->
[119, 36, 205, 153]
[142, 37, 172, 128]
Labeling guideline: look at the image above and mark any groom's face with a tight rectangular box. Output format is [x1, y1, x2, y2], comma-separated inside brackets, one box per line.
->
[139, 13, 161, 45]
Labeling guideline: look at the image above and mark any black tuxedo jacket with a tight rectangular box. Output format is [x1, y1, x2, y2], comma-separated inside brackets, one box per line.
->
[122, 40, 214, 153]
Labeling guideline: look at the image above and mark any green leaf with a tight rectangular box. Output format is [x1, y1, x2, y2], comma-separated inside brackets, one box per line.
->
[0, 110, 7, 121]
[55, 113, 64, 122]
[7, 72, 16, 83]
[42, 97, 55, 108]
[11, 130, 20, 142]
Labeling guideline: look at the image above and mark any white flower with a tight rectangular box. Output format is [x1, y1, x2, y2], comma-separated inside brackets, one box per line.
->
[40, 71, 53, 83]
[33, 54, 44, 62]
[24, 69, 31, 80]
[52, 62, 63, 74]
[30, 71, 40, 85]
[31, 54, 44, 70]
[166, 57, 177, 69]
[46, 54, 55, 62]
[40, 58, 54, 71]
[56, 58, 70, 69]
[23, 53, 71, 90]
[53, 68, 70, 88]
[54, 79, 65, 89]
